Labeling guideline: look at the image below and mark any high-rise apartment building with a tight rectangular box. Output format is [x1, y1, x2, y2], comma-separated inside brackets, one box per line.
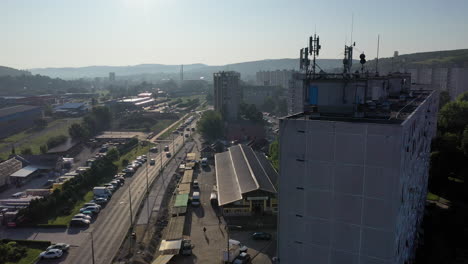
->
[214, 71, 241, 121]
[109, 72, 116, 82]
[278, 39, 438, 264]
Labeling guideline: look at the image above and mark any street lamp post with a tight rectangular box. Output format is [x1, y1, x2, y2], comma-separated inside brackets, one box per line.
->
[85, 231, 96, 264]
[225, 224, 242, 263]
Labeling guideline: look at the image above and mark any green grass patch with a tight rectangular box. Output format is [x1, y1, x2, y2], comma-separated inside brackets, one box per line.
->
[427, 192, 440, 201]
[150, 119, 174, 133]
[0, 118, 82, 159]
[115, 144, 152, 171]
[47, 191, 94, 226]
[158, 119, 185, 140]
[5, 248, 43, 264]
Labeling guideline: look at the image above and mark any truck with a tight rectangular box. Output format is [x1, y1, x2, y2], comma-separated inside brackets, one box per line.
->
[93, 187, 112, 198]
[222, 245, 240, 263]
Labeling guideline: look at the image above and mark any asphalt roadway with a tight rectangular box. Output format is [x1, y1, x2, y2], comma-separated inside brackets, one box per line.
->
[65, 132, 189, 264]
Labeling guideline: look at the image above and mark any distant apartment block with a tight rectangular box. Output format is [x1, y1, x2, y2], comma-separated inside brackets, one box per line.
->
[0, 105, 42, 139]
[407, 67, 468, 99]
[109, 72, 116, 82]
[256, 69, 295, 88]
[279, 69, 438, 263]
[214, 71, 241, 121]
[242, 84, 282, 109]
[287, 75, 304, 115]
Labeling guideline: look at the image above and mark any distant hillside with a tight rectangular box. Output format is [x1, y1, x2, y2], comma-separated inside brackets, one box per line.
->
[350, 49, 468, 73]
[0, 66, 30, 77]
[30, 64, 207, 79]
[29, 59, 344, 80]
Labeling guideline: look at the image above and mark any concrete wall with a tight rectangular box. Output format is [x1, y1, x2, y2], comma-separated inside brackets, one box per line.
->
[278, 92, 438, 264]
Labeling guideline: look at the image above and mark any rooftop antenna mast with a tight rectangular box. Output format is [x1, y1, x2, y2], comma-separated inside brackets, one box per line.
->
[309, 34, 321, 76]
[376, 35, 380, 75]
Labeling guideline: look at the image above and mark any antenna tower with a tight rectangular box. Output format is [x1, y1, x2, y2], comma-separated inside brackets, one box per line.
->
[308, 34, 321, 76]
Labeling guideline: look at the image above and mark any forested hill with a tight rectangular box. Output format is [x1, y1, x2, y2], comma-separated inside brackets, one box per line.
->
[350, 49, 468, 73]
[0, 66, 30, 77]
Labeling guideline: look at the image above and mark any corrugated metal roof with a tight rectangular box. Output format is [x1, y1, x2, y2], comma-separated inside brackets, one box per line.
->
[229, 145, 257, 194]
[181, 170, 193, 184]
[215, 145, 277, 206]
[54, 102, 86, 110]
[10, 165, 39, 177]
[215, 152, 242, 206]
[177, 183, 191, 194]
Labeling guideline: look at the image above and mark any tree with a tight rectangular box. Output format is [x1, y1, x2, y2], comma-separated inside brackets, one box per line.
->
[106, 148, 120, 162]
[438, 100, 468, 134]
[439, 91, 451, 109]
[269, 139, 279, 171]
[20, 148, 32, 155]
[47, 135, 68, 149]
[44, 104, 53, 116]
[461, 125, 468, 157]
[69, 123, 90, 141]
[276, 99, 288, 117]
[456, 91, 468, 102]
[197, 110, 224, 141]
[40, 145, 48, 154]
[261, 96, 276, 113]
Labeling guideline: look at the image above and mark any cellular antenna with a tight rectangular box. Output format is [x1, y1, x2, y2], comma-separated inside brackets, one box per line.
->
[309, 34, 321, 76]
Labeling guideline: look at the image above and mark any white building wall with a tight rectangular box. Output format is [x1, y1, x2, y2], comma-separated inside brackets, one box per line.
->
[278, 92, 438, 264]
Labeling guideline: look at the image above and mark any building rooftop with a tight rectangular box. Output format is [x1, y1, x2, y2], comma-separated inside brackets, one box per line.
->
[215, 144, 277, 206]
[0, 105, 41, 118]
[54, 102, 87, 110]
[287, 89, 434, 124]
[10, 165, 39, 178]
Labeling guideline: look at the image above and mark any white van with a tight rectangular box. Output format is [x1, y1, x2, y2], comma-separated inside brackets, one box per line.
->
[192, 192, 200, 206]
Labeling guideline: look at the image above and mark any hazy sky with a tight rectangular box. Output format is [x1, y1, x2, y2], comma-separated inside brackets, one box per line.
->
[1, 0, 467, 69]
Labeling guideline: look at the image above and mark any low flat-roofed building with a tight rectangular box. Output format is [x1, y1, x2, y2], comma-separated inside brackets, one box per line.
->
[9, 166, 40, 185]
[53, 102, 88, 116]
[0, 158, 22, 187]
[215, 144, 278, 216]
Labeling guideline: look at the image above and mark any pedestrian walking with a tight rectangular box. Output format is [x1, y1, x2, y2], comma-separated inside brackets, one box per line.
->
[203, 227, 207, 233]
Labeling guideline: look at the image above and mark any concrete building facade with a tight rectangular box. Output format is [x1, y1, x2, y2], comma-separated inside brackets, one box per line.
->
[256, 70, 296, 88]
[407, 67, 468, 99]
[278, 72, 438, 264]
[214, 71, 241, 121]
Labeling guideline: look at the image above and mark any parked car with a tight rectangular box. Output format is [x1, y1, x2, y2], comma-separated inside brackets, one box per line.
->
[92, 197, 108, 205]
[70, 218, 90, 227]
[81, 210, 94, 217]
[39, 249, 63, 259]
[79, 206, 100, 214]
[73, 214, 92, 220]
[233, 252, 251, 264]
[47, 243, 70, 252]
[191, 192, 200, 206]
[103, 184, 116, 192]
[193, 180, 199, 189]
[164, 145, 169, 151]
[166, 152, 171, 158]
[83, 202, 101, 209]
[251, 232, 272, 240]
[150, 159, 155, 165]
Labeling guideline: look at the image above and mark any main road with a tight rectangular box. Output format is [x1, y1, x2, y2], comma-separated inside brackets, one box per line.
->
[66, 126, 193, 264]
